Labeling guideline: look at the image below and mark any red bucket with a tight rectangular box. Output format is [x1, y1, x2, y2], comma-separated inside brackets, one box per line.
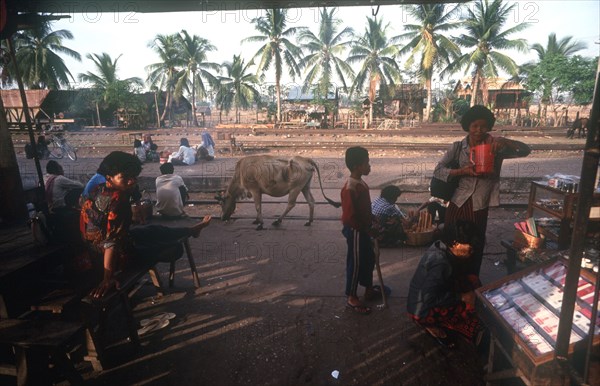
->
[470, 144, 494, 174]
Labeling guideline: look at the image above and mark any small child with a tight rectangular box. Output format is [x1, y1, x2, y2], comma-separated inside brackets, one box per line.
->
[133, 139, 146, 163]
[371, 185, 408, 247]
[341, 146, 380, 315]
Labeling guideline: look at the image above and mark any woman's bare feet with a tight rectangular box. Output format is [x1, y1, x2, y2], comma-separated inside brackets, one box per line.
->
[192, 215, 212, 237]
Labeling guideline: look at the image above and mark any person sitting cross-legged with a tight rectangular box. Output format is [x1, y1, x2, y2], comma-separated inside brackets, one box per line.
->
[155, 162, 189, 218]
[168, 137, 196, 166]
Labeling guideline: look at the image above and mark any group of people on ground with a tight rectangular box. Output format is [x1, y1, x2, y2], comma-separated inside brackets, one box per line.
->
[341, 105, 531, 349]
[133, 132, 216, 166]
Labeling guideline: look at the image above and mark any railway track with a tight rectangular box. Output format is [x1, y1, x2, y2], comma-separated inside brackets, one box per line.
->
[10, 125, 584, 155]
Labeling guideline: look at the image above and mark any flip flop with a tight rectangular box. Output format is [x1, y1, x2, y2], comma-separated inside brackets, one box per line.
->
[137, 318, 170, 336]
[140, 312, 176, 327]
[346, 302, 372, 315]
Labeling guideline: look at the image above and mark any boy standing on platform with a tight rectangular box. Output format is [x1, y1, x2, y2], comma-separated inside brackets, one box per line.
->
[341, 146, 380, 315]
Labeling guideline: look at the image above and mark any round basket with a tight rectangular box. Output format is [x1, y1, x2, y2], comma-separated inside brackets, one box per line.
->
[405, 229, 436, 246]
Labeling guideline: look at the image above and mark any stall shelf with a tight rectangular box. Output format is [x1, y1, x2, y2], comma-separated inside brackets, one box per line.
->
[527, 182, 600, 250]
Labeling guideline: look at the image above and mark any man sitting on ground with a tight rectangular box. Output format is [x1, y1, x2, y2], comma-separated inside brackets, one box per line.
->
[155, 162, 188, 217]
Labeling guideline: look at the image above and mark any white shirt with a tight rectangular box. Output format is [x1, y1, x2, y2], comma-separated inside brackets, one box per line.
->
[169, 146, 196, 165]
[155, 174, 187, 216]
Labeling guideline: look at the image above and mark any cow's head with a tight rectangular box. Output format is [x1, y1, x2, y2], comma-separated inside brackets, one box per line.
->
[216, 190, 236, 221]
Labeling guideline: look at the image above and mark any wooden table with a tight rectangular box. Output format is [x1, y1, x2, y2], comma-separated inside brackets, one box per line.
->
[0, 318, 84, 385]
[0, 226, 65, 318]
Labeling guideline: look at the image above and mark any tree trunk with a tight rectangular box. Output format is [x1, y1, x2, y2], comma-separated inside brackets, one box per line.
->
[425, 78, 432, 122]
[96, 101, 102, 127]
[154, 91, 161, 128]
[160, 90, 171, 123]
[276, 80, 282, 123]
[470, 71, 480, 107]
[192, 76, 199, 127]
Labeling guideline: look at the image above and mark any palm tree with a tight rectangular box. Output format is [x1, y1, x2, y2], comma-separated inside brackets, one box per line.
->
[8, 23, 81, 89]
[447, 0, 529, 106]
[395, 4, 461, 122]
[175, 30, 220, 127]
[78, 52, 143, 125]
[297, 7, 354, 97]
[216, 55, 260, 123]
[530, 33, 586, 60]
[347, 16, 401, 125]
[146, 33, 183, 125]
[244, 8, 303, 123]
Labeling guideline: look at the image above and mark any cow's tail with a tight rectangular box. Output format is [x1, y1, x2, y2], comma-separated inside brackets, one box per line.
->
[309, 159, 341, 208]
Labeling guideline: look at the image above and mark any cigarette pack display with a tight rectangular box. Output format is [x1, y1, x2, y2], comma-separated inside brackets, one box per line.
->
[476, 258, 600, 383]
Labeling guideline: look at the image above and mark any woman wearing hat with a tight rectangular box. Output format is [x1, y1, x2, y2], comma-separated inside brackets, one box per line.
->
[433, 105, 531, 278]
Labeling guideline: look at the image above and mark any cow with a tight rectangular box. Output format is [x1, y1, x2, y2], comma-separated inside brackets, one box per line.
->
[567, 116, 589, 139]
[219, 155, 341, 230]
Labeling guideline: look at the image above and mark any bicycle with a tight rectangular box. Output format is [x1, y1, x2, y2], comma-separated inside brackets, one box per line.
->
[48, 132, 77, 161]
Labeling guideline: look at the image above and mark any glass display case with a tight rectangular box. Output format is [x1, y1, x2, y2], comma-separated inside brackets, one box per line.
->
[477, 258, 600, 384]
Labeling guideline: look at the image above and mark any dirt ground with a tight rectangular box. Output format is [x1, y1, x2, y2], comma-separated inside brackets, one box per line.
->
[66, 195, 531, 386]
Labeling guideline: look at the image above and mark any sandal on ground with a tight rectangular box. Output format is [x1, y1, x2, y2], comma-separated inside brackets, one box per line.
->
[425, 329, 456, 349]
[346, 302, 372, 315]
[364, 285, 391, 301]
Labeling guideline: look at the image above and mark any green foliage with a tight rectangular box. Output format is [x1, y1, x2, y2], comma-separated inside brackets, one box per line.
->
[215, 54, 260, 123]
[67, 89, 101, 121]
[395, 4, 461, 121]
[3, 22, 81, 89]
[297, 7, 354, 96]
[244, 8, 302, 122]
[174, 30, 220, 126]
[447, 0, 529, 106]
[566, 56, 597, 105]
[78, 53, 144, 124]
[524, 54, 596, 105]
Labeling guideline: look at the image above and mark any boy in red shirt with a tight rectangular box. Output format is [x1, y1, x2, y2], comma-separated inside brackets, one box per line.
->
[341, 146, 379, 315]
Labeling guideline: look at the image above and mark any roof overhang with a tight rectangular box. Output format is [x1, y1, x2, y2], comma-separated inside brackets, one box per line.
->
[11, 0, 470, 14]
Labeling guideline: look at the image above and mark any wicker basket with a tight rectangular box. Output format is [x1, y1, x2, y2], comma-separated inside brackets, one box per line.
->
[405, 229, 436, 246]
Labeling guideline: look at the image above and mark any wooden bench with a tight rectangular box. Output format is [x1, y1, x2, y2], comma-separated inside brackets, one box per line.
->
[80, 236, 200, 371]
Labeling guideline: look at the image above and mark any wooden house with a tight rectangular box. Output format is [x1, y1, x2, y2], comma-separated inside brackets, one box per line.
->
[282, 86, 338, 128]
[390, 84, 426, 120]
[0, 89, 81, 129]
[454, 77, 531, 109]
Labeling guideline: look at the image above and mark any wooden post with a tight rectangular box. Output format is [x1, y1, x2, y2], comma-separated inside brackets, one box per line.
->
[0, 92, 28, 225]
[554, 57, 600, 383]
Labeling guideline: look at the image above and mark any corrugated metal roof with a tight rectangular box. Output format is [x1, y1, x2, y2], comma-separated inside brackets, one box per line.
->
[0, 89, 50, 108]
